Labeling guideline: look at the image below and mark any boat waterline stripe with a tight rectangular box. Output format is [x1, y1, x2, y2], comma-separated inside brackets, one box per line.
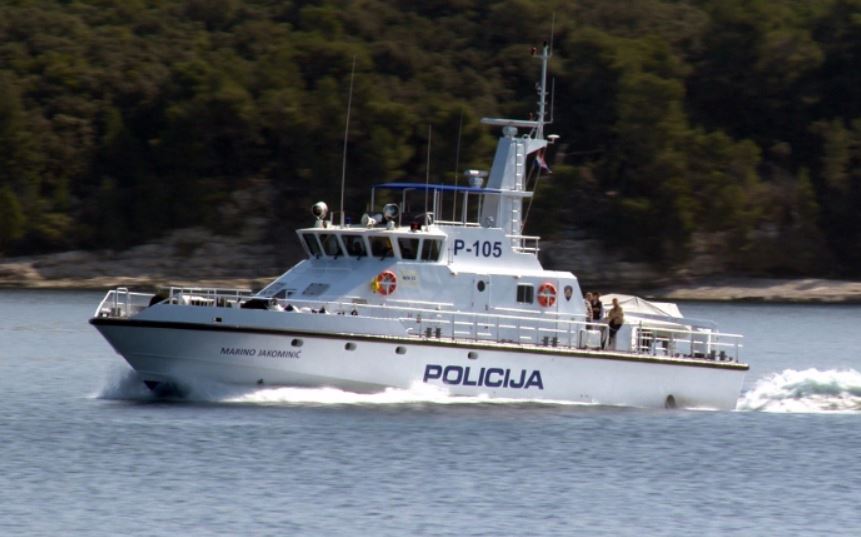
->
[89, 317, 749, 371]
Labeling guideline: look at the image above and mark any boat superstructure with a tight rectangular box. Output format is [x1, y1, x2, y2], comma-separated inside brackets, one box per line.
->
[91, 44, 748, 409]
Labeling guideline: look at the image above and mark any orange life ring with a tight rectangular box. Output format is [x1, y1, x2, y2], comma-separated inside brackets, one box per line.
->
[537, 282, 557, 307]
[374, 270, 398, 296]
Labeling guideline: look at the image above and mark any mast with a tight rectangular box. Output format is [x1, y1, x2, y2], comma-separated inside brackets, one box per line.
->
[536, 42, 549, 140]
[477, 43, 552, 236]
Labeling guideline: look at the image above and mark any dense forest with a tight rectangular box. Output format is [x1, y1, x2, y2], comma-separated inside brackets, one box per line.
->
[0, 0, 860, 276]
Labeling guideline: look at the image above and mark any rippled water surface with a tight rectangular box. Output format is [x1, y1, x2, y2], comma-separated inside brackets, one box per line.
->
[1, 290, 859, 536]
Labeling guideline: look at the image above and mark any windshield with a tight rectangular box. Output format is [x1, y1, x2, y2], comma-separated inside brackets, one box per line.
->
[421, 238, 442, 261]
[342, 234, 367, 257]
[303, 233, 322, 257]
[369, 236, 394, 258]
[319, 234, 344, 257]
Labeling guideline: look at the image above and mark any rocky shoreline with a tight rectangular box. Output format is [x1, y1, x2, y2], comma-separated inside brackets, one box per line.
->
[3, 229, 861, 303]
[0, 226, 289, 293]
[643, 277, 861, 303]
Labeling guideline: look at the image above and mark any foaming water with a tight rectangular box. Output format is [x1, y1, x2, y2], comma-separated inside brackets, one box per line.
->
[94, 366, 158, 401]
[96, 366, 861, 413]
[220, 383, 590, 407]
[737, 368, 861, 413]
[94, 368, 590, 407]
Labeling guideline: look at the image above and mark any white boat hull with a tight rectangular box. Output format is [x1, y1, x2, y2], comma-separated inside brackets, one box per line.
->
[92, 318, 746, 410]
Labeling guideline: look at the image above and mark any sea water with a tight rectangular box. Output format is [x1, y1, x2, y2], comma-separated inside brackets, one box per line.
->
[0, 290, 859, 536]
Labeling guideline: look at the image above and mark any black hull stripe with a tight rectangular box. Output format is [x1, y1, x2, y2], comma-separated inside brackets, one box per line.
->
[90, 317, 749, 371]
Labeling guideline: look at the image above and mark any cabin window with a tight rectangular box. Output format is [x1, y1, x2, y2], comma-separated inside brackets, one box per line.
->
[420, 239, 442, 261]
[369, 236, 394, 258]
[517, 284, 534, 304]
[319, 234, 343, 257]
[397, 238, 420, 260]
[342, 234, 367, 257]
[303, 233, 322, 257]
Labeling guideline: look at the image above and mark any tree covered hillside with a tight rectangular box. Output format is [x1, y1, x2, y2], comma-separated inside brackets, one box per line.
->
[0, 0, 860, 276]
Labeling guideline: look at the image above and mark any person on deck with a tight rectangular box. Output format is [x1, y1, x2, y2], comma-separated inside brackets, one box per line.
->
[590, 292, 603, 322]
[606, 297, 625, 350]
[584, 292, 594, 327]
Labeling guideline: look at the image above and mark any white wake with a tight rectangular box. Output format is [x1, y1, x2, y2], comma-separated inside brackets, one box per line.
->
[94, 367, 586, 406]
[737, 368, 861, 413]
[94, 366, 159, 401]
[97, 366, 861, 412]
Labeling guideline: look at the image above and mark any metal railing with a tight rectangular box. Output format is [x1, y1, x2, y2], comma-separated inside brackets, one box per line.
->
[94, 288, 154, 319]
[93, 286, 743, 363]
[281, 297, 743, 363]
[633, 324, 743, 362]
[507, 234, 540, 254]
[167, 287, 254, 307]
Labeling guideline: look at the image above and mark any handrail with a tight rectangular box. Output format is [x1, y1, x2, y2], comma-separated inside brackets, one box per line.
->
[94, 288, 154, 319]
[93, 286, 744, 363]
[507, 233, 540, 254]
[280, 296, 742, 362]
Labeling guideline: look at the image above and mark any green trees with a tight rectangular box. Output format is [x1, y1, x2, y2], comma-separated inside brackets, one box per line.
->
[0, 0, 859, 276]
[816, 118, 861, 267]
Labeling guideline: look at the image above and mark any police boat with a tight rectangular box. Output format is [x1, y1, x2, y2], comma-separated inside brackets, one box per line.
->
[91, 44, 748, 409]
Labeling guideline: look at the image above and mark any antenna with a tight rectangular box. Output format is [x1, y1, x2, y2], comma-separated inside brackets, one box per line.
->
[339, 56, 357, 227]
[537, 43, 549, 139]
[535, 13, 555, 139]
[424, 124, 431, 228]
[549, 77, 556, 124]
[451, 109, 463, 221]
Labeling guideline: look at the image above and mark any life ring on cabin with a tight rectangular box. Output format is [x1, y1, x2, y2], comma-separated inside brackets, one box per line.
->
[372, 270, 398, 296]
[537, 282, 557, 307]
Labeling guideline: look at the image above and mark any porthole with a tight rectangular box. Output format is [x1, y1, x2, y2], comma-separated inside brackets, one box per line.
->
[291, 339, 303, 347]
[665, 395, 677, 409]
[477, 281, 486, 292]
[395, 346, 407, 355]
[468, 352, 478, 360]
[345, 342, 357, 351]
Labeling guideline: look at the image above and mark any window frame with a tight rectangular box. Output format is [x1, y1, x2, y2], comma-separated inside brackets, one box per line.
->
[302, 233, 323, 258]
[341, 234, 369, 258]
[516, 284, 534, 304]
[397, 237, 420, 260]
[369, 236, 395, 258]
[419, 238, 443, 261]
[318, 233, 345, 258]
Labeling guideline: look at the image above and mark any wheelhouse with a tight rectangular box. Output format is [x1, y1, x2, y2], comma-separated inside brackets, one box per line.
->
[297, 229, 445, 262]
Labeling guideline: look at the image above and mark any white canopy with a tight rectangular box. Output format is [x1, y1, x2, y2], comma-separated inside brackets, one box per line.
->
[601, 294, 683, 318]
